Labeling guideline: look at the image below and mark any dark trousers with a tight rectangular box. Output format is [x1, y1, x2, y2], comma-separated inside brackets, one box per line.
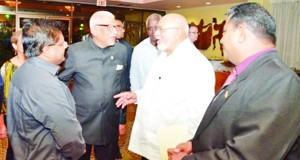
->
[5, 143, 14, 160]
[79, 139, 121, 160]
[4, 115, 14, 160]
[141, 156, 149, 160]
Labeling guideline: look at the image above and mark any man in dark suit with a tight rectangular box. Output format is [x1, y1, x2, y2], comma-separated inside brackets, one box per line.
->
[115, 19, 132, 136]
[58, 11, 128, 160]
[168, 3, 300, 160]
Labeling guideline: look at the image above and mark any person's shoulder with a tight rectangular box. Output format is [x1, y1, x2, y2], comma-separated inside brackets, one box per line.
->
[67, 40, 91, 58]
[115, 42, 127, 51]
[69, 40, 87, 50]
[135, 37, 150, 48]
[120, 39, 131, 46]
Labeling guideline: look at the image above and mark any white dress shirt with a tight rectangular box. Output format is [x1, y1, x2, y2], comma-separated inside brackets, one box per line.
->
[129, 38, 215, 159]
[130, 37, 160, 91]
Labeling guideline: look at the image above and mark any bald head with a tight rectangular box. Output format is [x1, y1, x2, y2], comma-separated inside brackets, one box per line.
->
[155, 13, 189, 55]
[159, 14, 189, 35]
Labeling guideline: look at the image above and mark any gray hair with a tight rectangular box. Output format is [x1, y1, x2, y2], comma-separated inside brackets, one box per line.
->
[89, 11, 115, 28]
[226, 2, 276, 44]
[22, 19, 65, 57]
[146, 13, 162, 27]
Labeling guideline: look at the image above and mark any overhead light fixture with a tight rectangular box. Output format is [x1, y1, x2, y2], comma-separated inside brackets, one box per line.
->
[65, 5, 75, 12]
[206, 2, 211, 5]
[5, 0, 21, 7]
[176, 6, 181, 8]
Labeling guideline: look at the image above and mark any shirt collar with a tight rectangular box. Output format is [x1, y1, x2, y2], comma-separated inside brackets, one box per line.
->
[28, 57, 60, 76]
[236, 48, 276, 75]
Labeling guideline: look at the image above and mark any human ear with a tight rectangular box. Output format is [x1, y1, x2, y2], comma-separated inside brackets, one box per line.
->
[237, 23, 247, 43]
[12, 43, 17, 52]
[42, 46, 51, 58]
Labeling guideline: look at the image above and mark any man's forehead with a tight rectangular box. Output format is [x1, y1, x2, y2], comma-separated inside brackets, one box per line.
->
[96, 16, 115, 24]
[158, 20, 176, 28]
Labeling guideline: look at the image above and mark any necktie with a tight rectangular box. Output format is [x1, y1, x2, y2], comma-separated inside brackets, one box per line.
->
[223, 68, 237, 87]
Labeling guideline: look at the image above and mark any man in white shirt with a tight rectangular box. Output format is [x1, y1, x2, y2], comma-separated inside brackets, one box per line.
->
[114, 13, 215, 160]
[130, 13, 162, 91]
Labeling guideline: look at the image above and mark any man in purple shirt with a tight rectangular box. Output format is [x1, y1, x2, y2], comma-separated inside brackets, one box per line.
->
[168, 3, 300, 160]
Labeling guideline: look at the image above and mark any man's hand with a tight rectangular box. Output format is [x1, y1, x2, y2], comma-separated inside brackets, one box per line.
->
[0, 124, 7, 139]
[119, 124, 126, 136]
[168, 141, 192, 160]
[114, 91, 137, 109]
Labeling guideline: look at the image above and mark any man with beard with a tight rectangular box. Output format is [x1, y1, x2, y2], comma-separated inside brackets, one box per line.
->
[130, 13, 162, 92]
[114, 13, 215, 160]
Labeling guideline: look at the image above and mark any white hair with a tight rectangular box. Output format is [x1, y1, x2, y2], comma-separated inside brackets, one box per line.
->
[89, 11, 115, 28]
[146, 13, 162, 27]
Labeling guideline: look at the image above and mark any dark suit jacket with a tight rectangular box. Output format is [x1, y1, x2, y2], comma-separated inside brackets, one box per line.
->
[58, 37, 128, 145]
[184, 51, 300, 160]
[118, 39, 132, 123]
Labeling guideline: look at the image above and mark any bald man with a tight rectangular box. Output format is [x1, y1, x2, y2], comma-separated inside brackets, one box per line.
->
[59, 11, 128, 160]
[168, 3, 300, 160]
[114, 13, 215, 159]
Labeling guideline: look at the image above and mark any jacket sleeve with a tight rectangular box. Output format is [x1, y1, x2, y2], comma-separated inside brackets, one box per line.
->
[58, 47, 76, 86]
[119, 44, 130, 124]
[184, 74, 300, 160]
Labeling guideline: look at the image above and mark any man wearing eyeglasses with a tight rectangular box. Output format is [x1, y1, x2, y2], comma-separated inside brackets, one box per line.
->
[114, 19, 132, 137]
[114, 13, 215, 160]
[59, 11, 128, 160]
[130, 13, 162, 92]
[188, 24, 199, 43]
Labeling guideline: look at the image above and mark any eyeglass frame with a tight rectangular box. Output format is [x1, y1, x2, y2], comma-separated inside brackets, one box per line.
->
[115, 25, 125, 30]
[154, 26, 182, 32]
[94, 24, 117, 32]
[189, 31, 200, 35]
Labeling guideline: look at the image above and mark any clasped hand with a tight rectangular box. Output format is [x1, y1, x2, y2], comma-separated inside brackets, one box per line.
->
[168, 141, 192, 160]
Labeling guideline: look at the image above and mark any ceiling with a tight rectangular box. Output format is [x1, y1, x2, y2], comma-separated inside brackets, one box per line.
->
[36, 0, 247, 11]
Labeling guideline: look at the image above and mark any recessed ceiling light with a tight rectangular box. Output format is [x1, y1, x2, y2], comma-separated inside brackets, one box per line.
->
[206, 2, 211, 5]
[176, 6, 181, 8]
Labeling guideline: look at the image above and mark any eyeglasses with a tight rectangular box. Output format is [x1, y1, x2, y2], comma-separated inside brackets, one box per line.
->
[147, 26, 156, 31]
[116, 25, 124, 30]
[154, 27, 181, 32]
[94, 24, 117, 32]
[189, 32, 199, 35]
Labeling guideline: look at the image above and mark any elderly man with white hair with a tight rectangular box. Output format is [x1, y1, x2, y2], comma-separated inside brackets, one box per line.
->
[114, 13, 215, 160]
[59, 11, 128, 160]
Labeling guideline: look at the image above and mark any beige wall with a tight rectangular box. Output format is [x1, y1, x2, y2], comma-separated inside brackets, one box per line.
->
[167, 1, 270, 59]
[167, 4, 236, 60]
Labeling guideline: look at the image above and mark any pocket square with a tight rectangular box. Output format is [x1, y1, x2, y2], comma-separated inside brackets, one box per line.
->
[116, 64, 123, 70]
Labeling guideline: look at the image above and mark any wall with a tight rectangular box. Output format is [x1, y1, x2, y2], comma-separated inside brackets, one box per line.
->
[167, 4, 236, 60]
[167, 0, 270, 60]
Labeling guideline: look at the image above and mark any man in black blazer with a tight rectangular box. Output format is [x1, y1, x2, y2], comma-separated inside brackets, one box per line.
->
[59, 11, 128, 160]
[168, 3, 300, 160]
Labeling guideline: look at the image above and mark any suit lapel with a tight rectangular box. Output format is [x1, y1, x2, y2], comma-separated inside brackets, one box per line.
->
[193, 51, 279, 140]
[194, 83, 238, 137]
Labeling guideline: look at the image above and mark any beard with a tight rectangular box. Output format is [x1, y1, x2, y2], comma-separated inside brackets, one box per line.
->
[157, 40, 168, 52]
